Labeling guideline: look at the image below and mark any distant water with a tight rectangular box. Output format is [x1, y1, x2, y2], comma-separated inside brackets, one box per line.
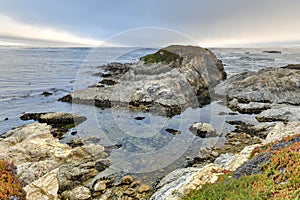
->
[212, 47, 300, 77]
[1, 46, 300, 182]
[0, 47, 156, 133]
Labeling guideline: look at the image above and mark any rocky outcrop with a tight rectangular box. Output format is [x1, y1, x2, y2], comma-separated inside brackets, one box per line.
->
[151, 119, 300, 199]
[0, 123, 110, 200]
[262, 121, 300, 144]
[256, 104, 300, 122]
[215, 67, 300, 106]
[150, 164, 225, 200]
[20, 112, 87, 139]
[215, 66, 300, 122]
[60, 45, 226, 117]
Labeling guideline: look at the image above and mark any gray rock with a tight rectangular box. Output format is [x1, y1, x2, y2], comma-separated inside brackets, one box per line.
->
[150, 164, 225, 200]
[214, 153, 235, 168]
[61, 45, 226, 117]
[189, 122, 220, 138]
[256, 104, 300, 122]
[20, 112, 87, 126]
[228, 99, 271, 114]
[215, 67, 300, 106]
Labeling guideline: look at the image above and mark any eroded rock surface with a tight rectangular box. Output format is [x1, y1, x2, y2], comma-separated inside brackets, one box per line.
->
[0, 123, 109, 200]
[60, 45, 226, 116]
[215, 66, 300, 122]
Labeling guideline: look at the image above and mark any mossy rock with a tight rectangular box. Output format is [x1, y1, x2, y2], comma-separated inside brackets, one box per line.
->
[140, 49, 183, 65]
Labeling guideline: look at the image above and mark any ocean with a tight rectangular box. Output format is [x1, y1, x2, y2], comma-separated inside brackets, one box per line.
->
[1, 46, 300, 182]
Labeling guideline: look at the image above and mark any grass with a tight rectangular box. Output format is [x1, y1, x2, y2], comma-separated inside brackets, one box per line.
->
[141, 49, 183, 65]
[185, 136, 300, 200]
[0, 160, 26, 199]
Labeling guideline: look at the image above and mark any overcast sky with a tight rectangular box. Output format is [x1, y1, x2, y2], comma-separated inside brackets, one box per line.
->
[1, 0, 300, 47]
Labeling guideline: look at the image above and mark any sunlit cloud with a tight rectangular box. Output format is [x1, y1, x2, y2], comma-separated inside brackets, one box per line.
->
[0, 15, 103, 46]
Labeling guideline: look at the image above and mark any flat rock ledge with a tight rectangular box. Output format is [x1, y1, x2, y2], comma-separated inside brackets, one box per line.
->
[60, 45, 226, 117]
[215, 65, 300, 122]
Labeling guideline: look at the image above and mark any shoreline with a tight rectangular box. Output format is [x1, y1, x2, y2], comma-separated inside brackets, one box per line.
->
[0, 45, 299, 199]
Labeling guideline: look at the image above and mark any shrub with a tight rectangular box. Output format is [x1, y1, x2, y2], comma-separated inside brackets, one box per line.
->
[0, 160, 26, 200]
[186, 137, 300, 200]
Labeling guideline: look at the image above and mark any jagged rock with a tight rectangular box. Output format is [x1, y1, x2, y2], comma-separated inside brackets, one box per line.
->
[60, 45, 226, 117]
[263, 121, 300, 144]
[228, 99, 271, 114]
[213, 153, 235, 168]
[62, 186, 91, 200]
[215, 67, 300, 116]
[0, 123, 110, 198]
[189, 122, 220, 138]
[150, 164, 225, 200]
[256, 104, 300, 122]
[24, 168, 59, 200]
[225, 144, 261, 171]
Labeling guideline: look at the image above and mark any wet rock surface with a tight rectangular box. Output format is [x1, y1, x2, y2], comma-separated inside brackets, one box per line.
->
[189, 122, 220, 138]
[20, 112, 87, 139]
[20, 112, 87, 126]
[60, 45, 226, 117]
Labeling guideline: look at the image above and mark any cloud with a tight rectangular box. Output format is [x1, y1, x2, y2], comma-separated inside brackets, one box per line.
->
[0, 15, 103, 46]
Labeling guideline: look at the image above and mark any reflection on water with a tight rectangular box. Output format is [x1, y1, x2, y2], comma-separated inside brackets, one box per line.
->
[1, 46, 300, 183]
[63, 100, 258, 183]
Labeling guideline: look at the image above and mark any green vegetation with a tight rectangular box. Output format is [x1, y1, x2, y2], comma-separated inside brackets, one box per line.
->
[141, 49, 183, 65]
[185, 136, 300, 200]
[0, 160, 26, 199]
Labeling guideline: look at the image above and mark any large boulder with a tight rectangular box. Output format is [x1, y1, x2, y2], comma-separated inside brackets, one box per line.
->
[60, 45, 226, 116]
[0, 123, 110, 199]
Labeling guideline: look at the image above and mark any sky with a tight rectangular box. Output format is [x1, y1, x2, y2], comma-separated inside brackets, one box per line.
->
[0, 0, 300, 47]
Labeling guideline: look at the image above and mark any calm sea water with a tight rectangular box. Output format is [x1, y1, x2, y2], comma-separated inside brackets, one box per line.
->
[1, 46, 299, 182]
